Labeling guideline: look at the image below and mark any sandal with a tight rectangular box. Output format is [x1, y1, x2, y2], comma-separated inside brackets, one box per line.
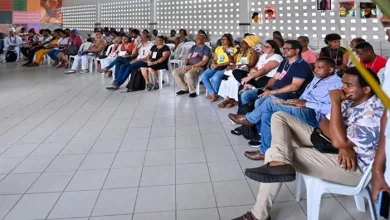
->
[218, 99, 231, 108]
[225, 100, 238, 108]
[205, 94, 212, 99]
[209, 94, 220, 102]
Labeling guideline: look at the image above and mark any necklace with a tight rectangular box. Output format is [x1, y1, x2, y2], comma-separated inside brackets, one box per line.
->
[365, 56, 378, 69]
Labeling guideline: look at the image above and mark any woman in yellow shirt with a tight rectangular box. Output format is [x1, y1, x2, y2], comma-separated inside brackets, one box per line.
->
[200, 34, 236, 101]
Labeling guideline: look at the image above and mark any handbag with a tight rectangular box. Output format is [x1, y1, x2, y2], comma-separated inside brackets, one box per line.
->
[66, 45, 79, 55]
[310, 128, 339, 154]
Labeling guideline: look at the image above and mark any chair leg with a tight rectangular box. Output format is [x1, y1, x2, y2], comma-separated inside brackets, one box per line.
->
[362, 188, 378, 220]
[159, 71, 163, 91]
[354, 195, 366, 212]
[305, 178, 323, 220]
[295, 173, 302, 202]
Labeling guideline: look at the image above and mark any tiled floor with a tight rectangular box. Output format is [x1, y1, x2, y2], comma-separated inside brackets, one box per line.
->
[0, 62, 371, 220]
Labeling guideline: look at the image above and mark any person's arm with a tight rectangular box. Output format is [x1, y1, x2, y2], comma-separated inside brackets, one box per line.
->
[151, 50, 170, 65]
[4, 38, 9, 48]
[372, 111, 390, 202]
[183, 53, 192, 66]
[247, 51, 259, 69]
[191, 55, 210, 69]
[264, 74, 278, 88]
[263, 77, 305, 96]
[248, 61, 280, 79]
[319, 90, 357, 172]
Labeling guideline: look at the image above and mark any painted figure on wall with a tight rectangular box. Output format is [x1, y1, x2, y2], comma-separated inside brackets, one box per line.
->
[40, 0, 62, 23]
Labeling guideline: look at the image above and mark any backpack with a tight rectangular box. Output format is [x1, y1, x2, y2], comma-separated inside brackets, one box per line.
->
[5, 51, 17, 62]
[126, 68, 146, 91]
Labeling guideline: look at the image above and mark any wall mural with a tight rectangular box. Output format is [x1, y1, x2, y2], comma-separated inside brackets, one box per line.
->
[0, 0, 62, 33]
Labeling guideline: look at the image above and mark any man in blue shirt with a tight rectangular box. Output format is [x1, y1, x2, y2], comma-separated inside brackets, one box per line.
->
[229, 58, 343, 160]
[240, 40, 314, 110]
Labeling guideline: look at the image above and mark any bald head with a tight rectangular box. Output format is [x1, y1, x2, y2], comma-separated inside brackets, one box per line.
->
[380, 15, 390, 41]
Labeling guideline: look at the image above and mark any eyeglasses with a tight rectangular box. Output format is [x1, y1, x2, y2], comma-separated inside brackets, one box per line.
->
[282, 47, 294, 51]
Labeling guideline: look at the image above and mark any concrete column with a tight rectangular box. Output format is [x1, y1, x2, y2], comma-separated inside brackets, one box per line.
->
[238, 0, 250, 35]
[149, 0, 157, 32]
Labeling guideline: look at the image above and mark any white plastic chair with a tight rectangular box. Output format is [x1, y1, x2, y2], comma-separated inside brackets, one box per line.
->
[295, 162, 377, 220]
[95, 44, 115, 73]
[68, 42, 92, 70]
[169, 44, 192, 69]
[166, 43, 175, 51]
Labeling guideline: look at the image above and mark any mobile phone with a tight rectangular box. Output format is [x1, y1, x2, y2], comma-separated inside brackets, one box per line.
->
[377, 191, 390, 219]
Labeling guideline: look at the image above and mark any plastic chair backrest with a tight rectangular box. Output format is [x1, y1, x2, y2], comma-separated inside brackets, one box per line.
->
[166, 43, 175, 51]
[105, 44, 115, 56]
[178, 45, 193, 60]
[183, 41, 195, 47]
[79, 42, 92, 52]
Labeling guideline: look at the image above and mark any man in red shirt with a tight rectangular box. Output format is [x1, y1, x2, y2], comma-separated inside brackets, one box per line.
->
[355, 42, 387, 74]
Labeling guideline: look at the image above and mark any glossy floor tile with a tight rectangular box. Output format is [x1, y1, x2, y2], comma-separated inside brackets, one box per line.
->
[0, 62, 368, 219]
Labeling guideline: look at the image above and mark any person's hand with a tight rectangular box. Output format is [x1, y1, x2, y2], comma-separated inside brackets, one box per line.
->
[288, 99, 307, 107]
[183, 66, 191, 71]
[130, 60, 137, 64]
[329, 89, 350, 103]
[239, 84, 254, 94]
[241, 76, 252, 85]
[372, 171, 390, 203]
[8, 45, 15, 49]
[210, 63, 217, 69]
[226, 65, 234, 71]
[259, 89, 275, 98]
[337, 148, 357, 171]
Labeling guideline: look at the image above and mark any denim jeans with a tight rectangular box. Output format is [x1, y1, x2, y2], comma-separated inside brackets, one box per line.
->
[200, 68, 226, 94]
[106, 56, 131, 73]
[241, 89, 298, 106]
[113, 61, 146, 86]
[47, 49, 60, 61]
[246, 97, 319, 153]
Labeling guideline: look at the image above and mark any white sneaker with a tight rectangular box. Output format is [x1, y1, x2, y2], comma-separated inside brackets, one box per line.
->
[1, 60, 6, 63]
[80, 69, 89, 74]
[65, 69, 76, 74]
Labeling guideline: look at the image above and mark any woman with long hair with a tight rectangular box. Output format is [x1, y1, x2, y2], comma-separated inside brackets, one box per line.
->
[200, 33, 237, 101]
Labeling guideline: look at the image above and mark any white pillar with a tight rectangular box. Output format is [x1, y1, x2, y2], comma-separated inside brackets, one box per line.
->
[238, 0, 250, 36]
[149, 0, 157, 32]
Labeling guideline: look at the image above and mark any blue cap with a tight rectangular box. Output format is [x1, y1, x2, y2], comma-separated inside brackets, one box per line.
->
[71, 29, 79, 34]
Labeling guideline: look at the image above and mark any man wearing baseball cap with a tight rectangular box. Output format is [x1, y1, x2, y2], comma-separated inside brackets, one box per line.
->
[2, 27, 23, 63]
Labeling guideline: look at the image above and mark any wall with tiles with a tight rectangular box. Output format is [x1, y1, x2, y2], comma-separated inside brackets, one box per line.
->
[61, 0, 390, 54]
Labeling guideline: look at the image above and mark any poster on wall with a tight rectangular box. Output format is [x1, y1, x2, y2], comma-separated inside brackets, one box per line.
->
[251, 12, 261, 24]
[264, 6, 276, 20]
[339, 1, 355, 17]
[317, 0, 331, 11]
[39, 0, 62, 24]
[360, 2, 377, 18]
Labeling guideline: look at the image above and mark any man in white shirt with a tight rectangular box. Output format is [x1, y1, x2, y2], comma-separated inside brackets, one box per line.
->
[372, 15, 390, 204]
[106, 33, 153, 90]
[2, 27, 22, 62]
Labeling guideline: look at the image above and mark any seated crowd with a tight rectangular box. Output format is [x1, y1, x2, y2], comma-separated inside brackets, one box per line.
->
[1, 17, 390, 220]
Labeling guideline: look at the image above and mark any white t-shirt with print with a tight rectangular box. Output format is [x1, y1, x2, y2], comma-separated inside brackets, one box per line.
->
[340, 96, 384, 171]
[382, 60, 390, 185]
[255, 53, 284, 77]
[136, 42, 154, 59]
